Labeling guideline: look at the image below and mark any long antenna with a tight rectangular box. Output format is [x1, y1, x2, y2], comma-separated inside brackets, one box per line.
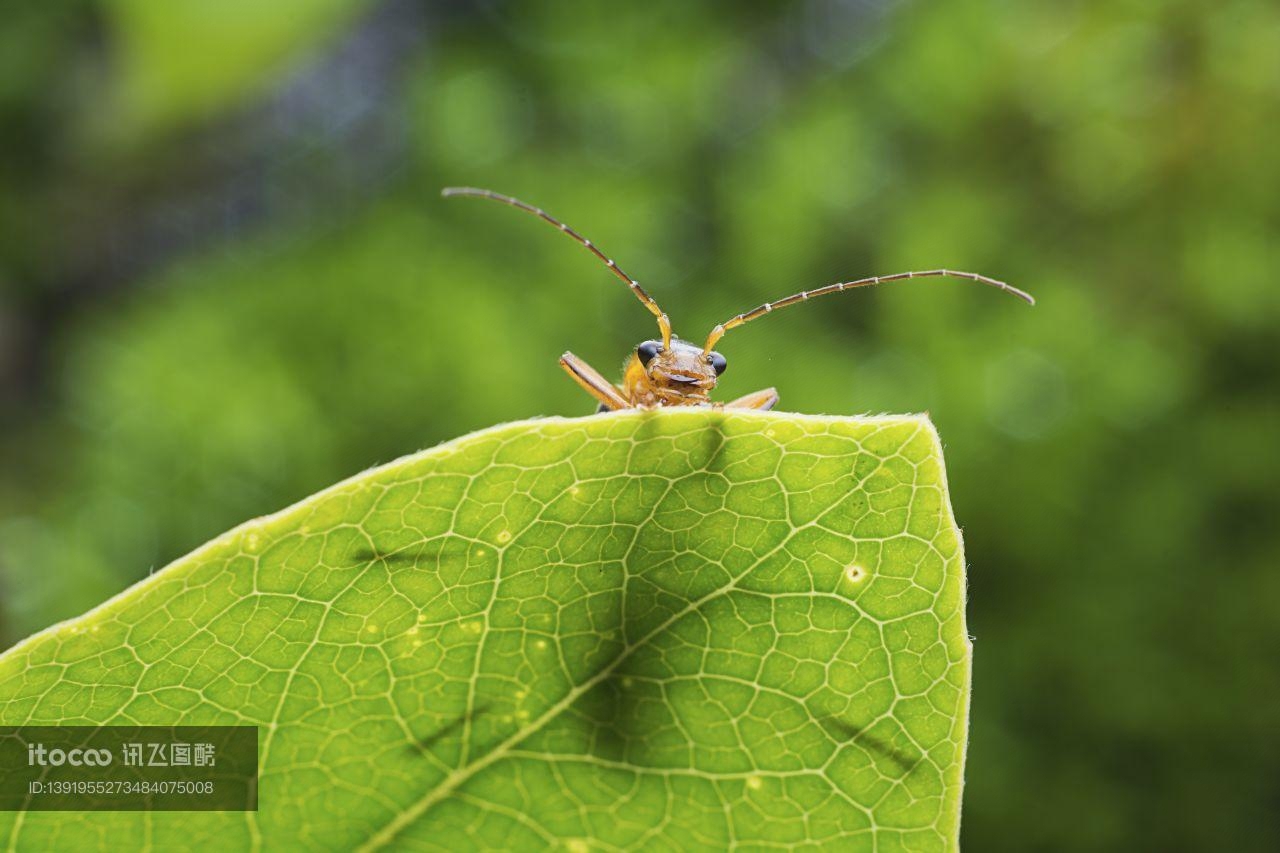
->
[442, 187, 672, 347]
[702, 269, 1034, 352]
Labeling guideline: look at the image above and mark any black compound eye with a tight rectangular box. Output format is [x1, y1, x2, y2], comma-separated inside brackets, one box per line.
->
[636, 340, 663, 366]
[708, 352, 727, 376]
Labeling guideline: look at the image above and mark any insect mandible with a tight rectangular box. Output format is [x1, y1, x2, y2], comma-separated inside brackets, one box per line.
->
[443, 187, 1034, 411]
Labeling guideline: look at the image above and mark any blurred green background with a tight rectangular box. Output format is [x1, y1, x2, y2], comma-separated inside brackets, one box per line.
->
[1, 1, 1276, 849]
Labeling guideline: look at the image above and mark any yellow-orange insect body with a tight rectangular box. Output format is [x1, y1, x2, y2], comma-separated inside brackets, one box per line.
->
[621, 338, 724, 408]
[443, 187, 1034, 411]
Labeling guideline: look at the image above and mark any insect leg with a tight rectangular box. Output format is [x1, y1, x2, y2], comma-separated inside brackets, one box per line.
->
[559, 352, 630, 410]
[726, 387, 779, 411]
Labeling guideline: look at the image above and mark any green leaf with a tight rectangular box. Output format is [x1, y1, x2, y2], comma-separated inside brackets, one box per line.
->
[0, 411, 970, 850]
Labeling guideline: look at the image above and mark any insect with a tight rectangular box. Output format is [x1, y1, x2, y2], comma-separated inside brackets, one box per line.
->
[442, 187, 1034, 411]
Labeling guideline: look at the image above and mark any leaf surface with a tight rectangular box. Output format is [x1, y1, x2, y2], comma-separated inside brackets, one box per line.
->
[0, 411, 970, 851]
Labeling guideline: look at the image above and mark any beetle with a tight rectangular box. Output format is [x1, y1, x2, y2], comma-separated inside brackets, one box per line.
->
[442, 187, 1034, 411]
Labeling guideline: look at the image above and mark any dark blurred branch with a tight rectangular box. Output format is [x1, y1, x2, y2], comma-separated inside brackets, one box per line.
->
[0, 0, 439, 416]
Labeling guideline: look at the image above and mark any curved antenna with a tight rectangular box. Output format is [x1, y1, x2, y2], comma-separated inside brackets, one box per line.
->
[702, 269, 1034, 352]
[442, 187, 672, 347]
